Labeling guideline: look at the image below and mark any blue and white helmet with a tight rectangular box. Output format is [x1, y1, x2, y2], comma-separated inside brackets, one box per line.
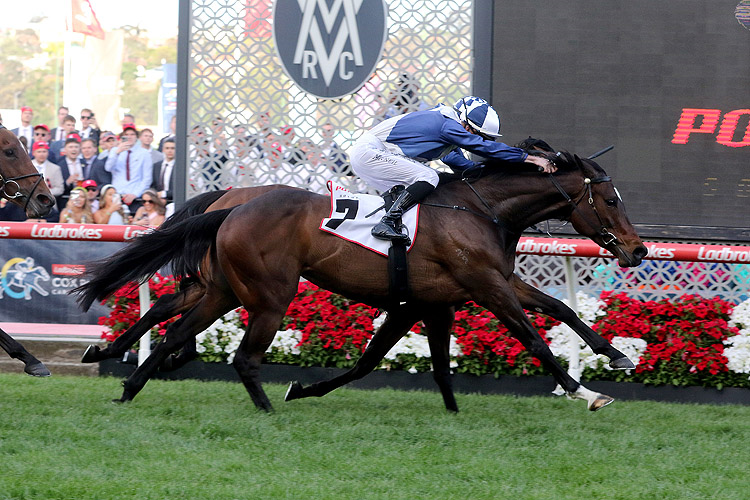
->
[453, 96, 502, 138]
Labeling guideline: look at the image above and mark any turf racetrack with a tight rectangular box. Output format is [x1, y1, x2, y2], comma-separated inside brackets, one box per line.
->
[1, 374, 748, 499]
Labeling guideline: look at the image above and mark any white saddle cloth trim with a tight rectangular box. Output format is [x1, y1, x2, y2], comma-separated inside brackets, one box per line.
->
[319, 181, 419, 257]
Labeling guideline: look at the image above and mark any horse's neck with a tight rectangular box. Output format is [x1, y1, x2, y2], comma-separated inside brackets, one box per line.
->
[451, 171, 581, 232]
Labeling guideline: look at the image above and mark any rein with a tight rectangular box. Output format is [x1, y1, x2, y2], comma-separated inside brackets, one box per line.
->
[0, 125, 45, 212]
[423, 167, 620, 246]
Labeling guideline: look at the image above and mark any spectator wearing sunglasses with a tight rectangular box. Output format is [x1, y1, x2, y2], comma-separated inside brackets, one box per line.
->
[79, 109, 100, 147]
[131, 189, 165, 227]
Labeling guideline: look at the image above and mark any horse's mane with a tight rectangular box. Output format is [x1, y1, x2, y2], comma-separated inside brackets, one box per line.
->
[437, 145, 603, 187]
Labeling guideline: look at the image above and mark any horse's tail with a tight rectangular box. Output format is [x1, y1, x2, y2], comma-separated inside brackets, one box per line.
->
[73, 208, 235, 311]
[159, 190, 229, 231]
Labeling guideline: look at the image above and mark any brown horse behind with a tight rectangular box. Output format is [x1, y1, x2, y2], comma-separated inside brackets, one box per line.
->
[0, 126, 56, 376]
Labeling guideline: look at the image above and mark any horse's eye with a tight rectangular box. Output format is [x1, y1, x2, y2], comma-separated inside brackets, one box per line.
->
[4, 148, 16, 158]
[605, 198, 617, 207]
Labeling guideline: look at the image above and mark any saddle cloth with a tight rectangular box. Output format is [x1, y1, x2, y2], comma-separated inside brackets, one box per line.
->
[319, 181, 419, 257]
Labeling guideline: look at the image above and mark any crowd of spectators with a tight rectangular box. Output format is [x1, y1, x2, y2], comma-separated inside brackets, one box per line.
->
[1, 103, 355, 224]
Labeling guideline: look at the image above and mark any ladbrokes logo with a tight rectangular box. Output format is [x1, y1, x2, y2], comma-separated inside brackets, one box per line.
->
[274, 0, 387, 99]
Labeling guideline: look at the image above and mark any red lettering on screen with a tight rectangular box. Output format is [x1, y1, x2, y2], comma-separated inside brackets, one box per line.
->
[671, 108, 722, 144]
[716, 109, 750, 147]
[672, 108, 750, 147]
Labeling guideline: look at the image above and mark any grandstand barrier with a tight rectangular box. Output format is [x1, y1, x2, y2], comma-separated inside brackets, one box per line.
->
[1, 222, 748, 371]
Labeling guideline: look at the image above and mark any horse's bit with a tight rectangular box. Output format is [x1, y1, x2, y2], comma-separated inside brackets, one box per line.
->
[0, 125, 45, 211]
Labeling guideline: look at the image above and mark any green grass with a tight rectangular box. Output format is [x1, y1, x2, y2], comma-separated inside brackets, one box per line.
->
[1, 374, 748, 500]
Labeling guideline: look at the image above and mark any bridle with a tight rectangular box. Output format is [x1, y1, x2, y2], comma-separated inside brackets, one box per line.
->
[0, 125, 45, 212]
[546, 172, 619, 246]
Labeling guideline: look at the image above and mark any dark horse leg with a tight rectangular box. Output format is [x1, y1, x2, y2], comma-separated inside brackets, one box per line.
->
[285, 305, 423, 404]
[81, 283, 204, 367]
[422, 306, 459, 412]
[118, 292, 237, 403]
[474, 274, 613, 411]
[511, 275, 635, 369]
[0, 327, 51, 376]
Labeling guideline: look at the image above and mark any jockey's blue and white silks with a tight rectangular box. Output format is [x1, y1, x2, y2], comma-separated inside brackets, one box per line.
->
[349, 104, 528, 191]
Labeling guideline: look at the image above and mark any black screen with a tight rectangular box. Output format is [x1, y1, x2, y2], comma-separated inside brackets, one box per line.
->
[491, 0, 749, 237]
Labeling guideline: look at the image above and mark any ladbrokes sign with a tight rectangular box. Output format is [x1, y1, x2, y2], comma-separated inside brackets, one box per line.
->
[273, 0, 387, 99]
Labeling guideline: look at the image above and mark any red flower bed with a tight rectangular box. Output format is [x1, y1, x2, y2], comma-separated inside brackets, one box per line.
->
[99, 277, 749, 389]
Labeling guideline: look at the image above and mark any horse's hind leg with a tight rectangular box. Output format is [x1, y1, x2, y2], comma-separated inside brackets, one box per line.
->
[0, 328, 51, 377]
[232, 309, 293, 412]
[422, 306, 459, 412]
[117, 292, 237, 402]
[285, 306, 421, 403]
[511, 275, 634, 369]
[81, 284, 204, 364]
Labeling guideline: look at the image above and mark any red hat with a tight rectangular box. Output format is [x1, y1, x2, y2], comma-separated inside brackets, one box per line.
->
[34, 124, 50, 132]
[122, 123, 137, 132]
[67, 133, 82, 142]
[21, 106, 33, 113]
[81, 179, 98, 189]
[32, 141, 50, 151]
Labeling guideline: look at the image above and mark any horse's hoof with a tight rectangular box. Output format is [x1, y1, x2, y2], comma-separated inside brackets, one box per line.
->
[24, 362, 51, 377]
[609, 357, 636, 370]
[81, 345, 102, 363]
[588, 394, 614, 411]
[285, 381, 304, 401]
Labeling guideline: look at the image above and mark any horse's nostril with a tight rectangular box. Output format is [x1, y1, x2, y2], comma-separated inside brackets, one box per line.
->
[36, 194, 54, 207]
[633, 245, 648, 260]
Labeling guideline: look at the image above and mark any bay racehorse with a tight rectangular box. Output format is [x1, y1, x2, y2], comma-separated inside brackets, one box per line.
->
[0, 125, 56, 376]
[80, 183, 639, 409]
[76, 152, 647, 411]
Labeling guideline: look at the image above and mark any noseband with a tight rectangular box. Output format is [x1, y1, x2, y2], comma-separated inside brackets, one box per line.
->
[0, 125, 45, 212]
[547, 174, 619, 246]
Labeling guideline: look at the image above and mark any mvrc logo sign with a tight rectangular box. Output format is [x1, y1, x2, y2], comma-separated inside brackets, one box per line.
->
[273, 0, 387, 99]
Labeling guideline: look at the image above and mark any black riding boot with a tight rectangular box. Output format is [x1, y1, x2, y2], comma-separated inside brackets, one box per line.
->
[371, 181, 434, 244]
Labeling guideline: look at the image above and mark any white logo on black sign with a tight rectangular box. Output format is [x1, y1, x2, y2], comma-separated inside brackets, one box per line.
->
[274, 0, 387, 99]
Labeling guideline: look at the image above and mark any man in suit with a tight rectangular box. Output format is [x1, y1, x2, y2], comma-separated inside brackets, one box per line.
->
[152, 138, 175, 202]
[54, 136, 82, 209]
[49, 106, 70, 143]
[49, 115, 78, 163]
[78, 109, 100, 147]
[80, 138, 111, 188]
[11, 106, 34, 146]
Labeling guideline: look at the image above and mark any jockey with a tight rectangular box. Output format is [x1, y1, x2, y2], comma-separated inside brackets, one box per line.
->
[349, 96, 557, 243]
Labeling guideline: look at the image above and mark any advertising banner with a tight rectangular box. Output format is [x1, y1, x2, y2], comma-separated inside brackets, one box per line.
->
[0, 239, 124, 324]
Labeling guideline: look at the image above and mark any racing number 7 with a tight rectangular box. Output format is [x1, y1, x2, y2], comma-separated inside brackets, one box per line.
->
[324, 199, 359, 230]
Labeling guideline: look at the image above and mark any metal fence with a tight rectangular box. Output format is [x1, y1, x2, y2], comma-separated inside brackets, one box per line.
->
[184, 0, 474, 196]
[516, 254, 750, 304]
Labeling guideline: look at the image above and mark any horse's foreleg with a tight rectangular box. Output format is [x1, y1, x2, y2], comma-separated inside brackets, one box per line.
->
[117, 292, 236, 402]
[511, 275, 634, 369]
[476, 278, 614, 411]
[0, 328, 51, 377]
[285, 306, 421, 403]
[422, 306, 459, 412]
[82, 284, 204, 364]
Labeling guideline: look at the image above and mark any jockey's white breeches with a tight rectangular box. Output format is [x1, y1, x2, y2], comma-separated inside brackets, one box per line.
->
[349, 132, 440, 192]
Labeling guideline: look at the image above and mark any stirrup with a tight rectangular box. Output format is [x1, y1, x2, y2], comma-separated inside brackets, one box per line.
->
[371, 221, 410, 244]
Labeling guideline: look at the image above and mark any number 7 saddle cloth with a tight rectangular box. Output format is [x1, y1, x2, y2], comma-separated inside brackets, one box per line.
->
[319, 181, 420, 257]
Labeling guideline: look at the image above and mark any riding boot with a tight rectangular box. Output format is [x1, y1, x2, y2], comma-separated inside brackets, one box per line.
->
[371, 181, 434, 244]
